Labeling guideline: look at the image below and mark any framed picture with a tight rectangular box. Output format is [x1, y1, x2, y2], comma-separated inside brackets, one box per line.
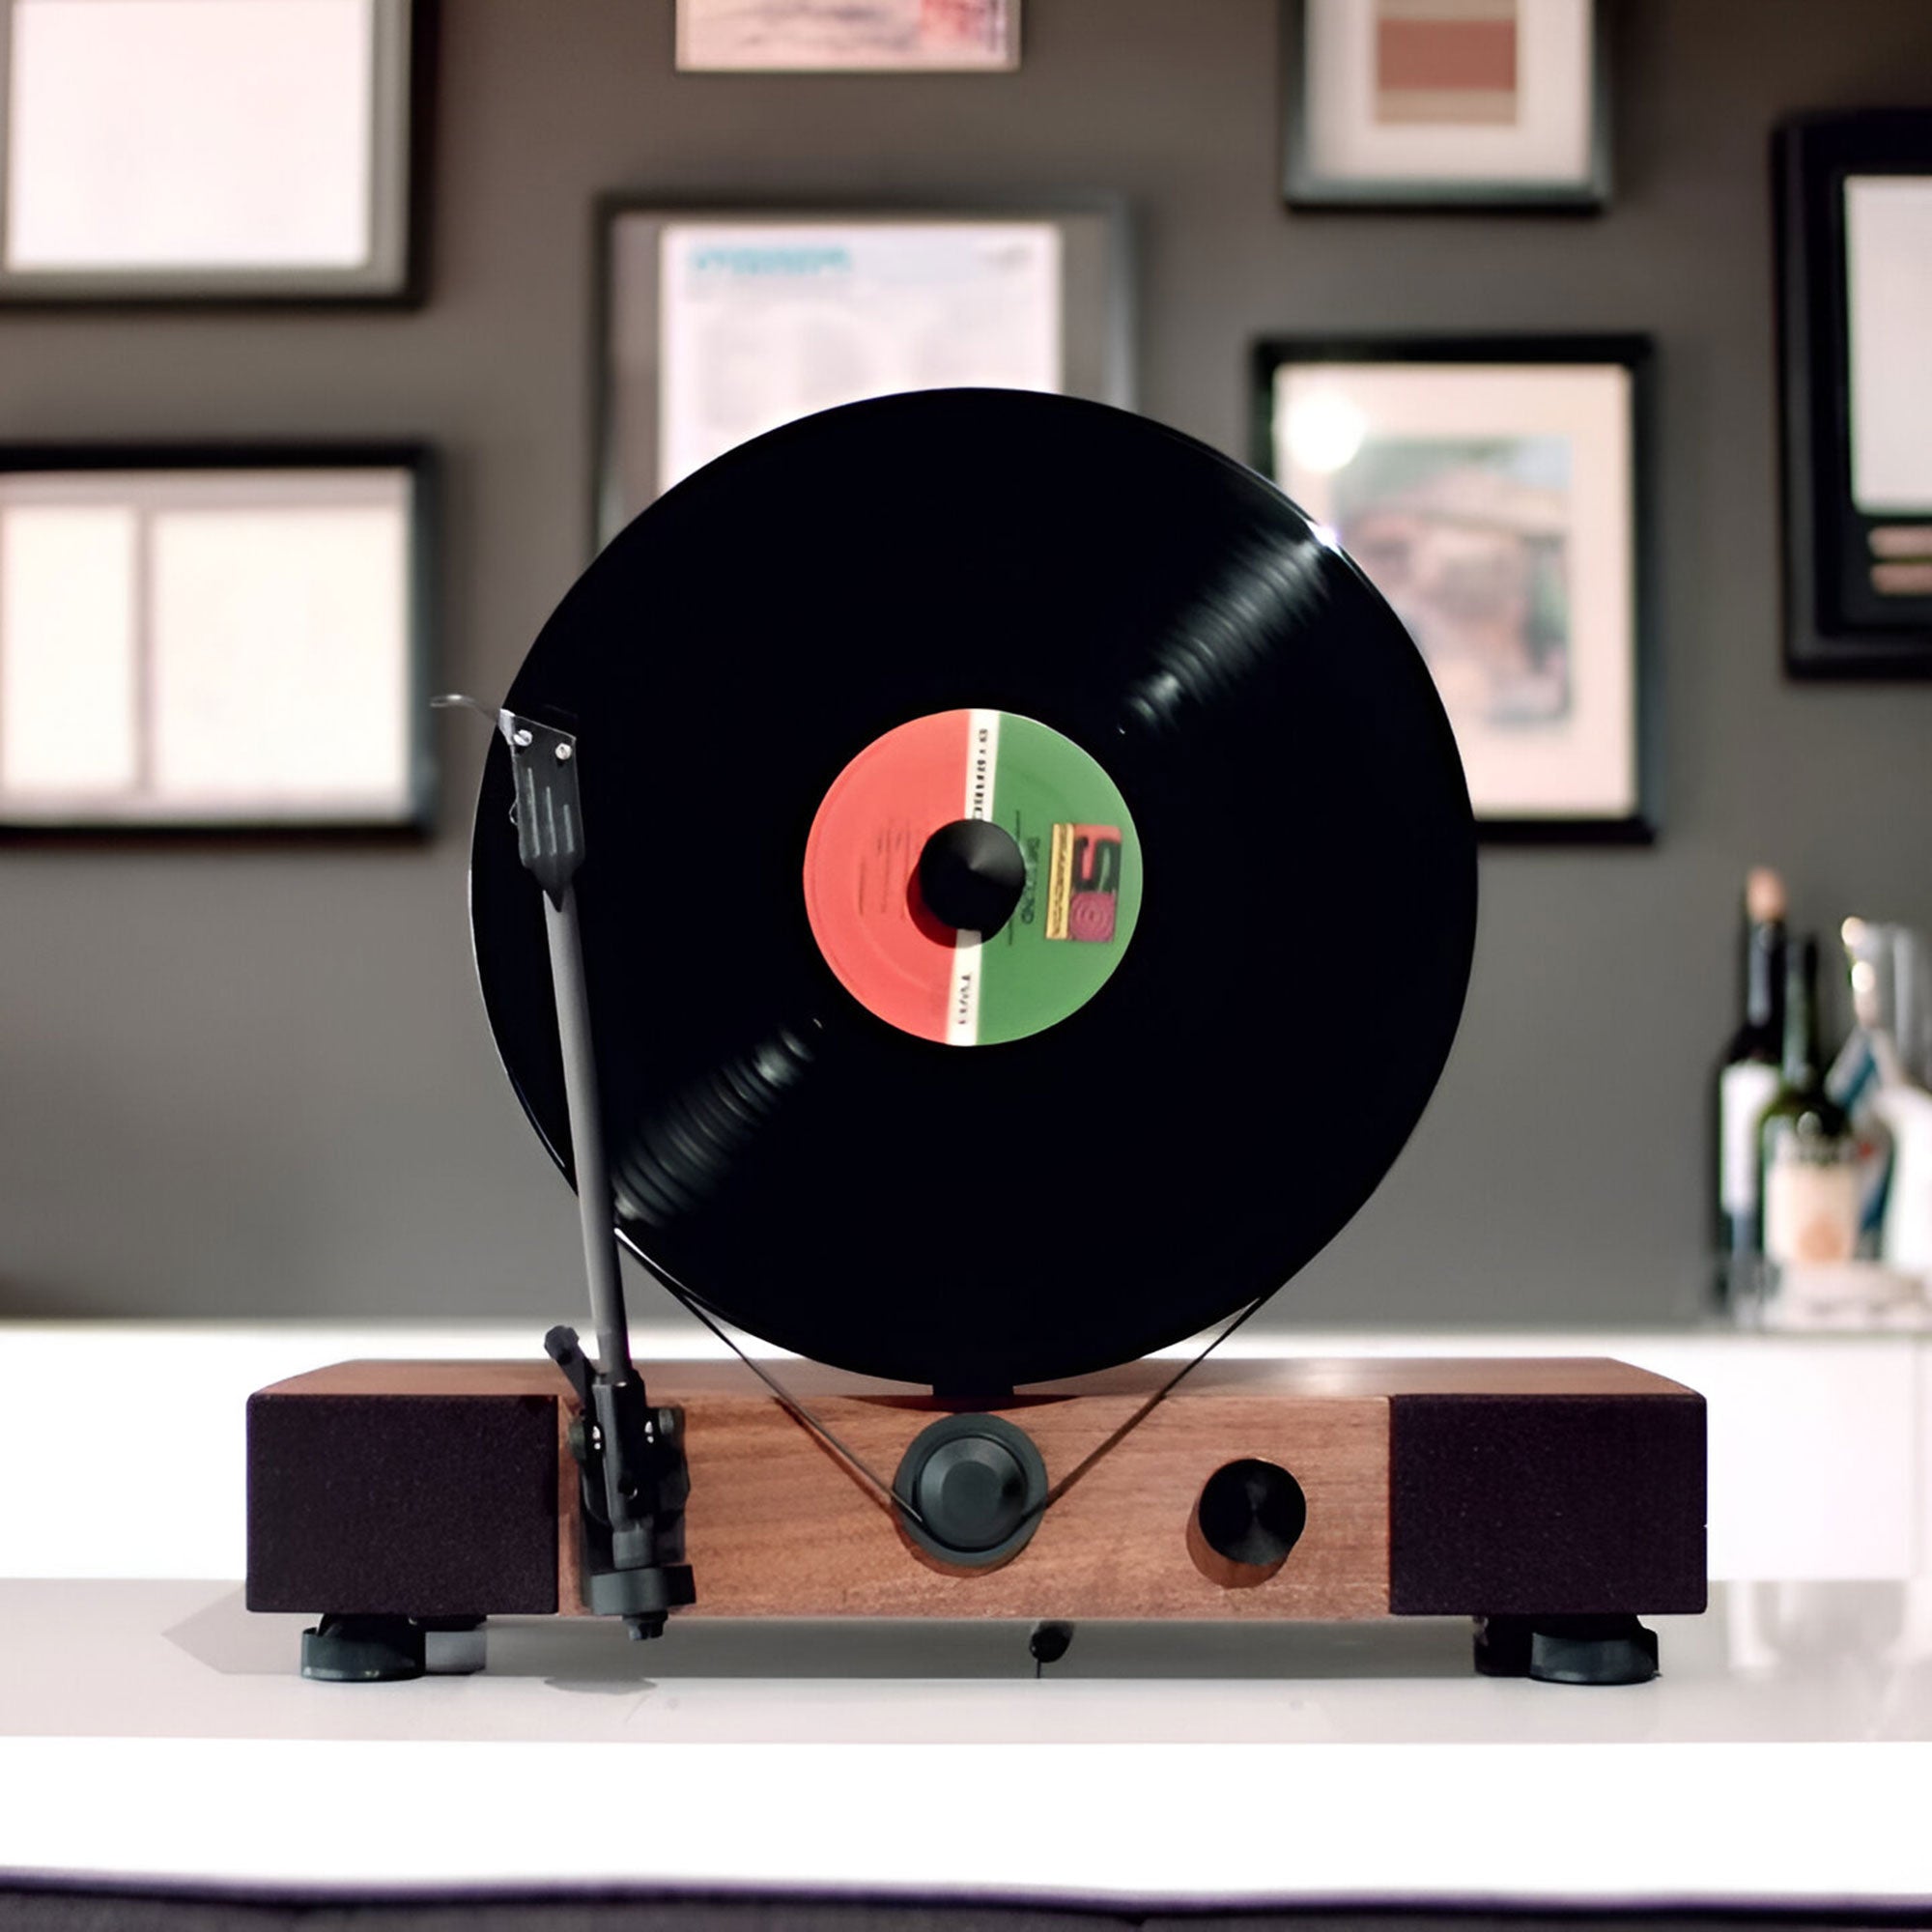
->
[0, 447, 436, 834]
[675, 0, 1018, 72]
[596, 199, 1130, 548]
[1281, 0, 1609, 211]
[0, 0, 429, 304]
[1776, 110, 1932, 678]
[1256, 336, 1653, 842]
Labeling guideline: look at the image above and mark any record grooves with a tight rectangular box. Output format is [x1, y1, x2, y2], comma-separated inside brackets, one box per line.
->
[469, 388, 1477, 1391]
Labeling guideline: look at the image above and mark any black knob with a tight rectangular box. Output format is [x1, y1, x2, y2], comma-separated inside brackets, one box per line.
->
[917, 818, 1027, 936]
[895, 1412, 1048, 1570]
[914, 1435, 1029, 1551]
[1195, 1459, 1306, 1571]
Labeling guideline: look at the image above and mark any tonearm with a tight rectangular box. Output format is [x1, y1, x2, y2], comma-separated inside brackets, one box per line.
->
[487, 703, 695, 1638]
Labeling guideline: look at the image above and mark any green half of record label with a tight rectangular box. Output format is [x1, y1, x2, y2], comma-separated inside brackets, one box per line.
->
[974, 711, 1142, 1045]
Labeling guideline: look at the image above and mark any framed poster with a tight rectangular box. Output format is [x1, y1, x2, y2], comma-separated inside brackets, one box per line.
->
[675, 0, 1018, 71]
[1282, 0, 1609, 211]
[0, 447, 435, 834]
[596, 200, 1130, 547]
[1257, 336, 1653, 841]
[1776, 110, 1932, 677]
[0, 0, 429, 304]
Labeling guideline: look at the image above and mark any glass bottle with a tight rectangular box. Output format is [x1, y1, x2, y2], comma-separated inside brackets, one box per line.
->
[1759, 935, 1861, 1299]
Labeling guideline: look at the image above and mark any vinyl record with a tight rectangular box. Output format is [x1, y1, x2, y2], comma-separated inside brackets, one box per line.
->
[469, 389, 1476, 1391]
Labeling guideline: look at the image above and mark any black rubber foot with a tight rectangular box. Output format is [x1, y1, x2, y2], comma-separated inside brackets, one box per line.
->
[300, 1613, 427, 1683]
[419, 1615, 488, 1675]
[1474, 1613, 1659, 1685]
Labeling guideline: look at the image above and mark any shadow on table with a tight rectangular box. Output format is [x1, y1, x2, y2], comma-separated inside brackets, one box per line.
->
[163, 1589, 1475, 1686]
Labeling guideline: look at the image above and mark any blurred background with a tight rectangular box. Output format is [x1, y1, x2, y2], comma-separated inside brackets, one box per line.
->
[2, 0, 1930, 1332]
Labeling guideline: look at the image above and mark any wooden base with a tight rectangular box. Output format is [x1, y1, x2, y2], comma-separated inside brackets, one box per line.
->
[246, 1355, 1706, 1631]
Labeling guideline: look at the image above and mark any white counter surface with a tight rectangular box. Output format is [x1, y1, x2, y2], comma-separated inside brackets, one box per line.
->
[4, 1579, 1932, 1903]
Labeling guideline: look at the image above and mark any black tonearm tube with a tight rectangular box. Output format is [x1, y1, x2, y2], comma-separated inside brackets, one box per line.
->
[497, 707, 695, 1638]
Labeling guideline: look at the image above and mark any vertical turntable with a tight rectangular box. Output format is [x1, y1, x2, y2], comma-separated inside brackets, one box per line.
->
[246, 391, 1705, 1684]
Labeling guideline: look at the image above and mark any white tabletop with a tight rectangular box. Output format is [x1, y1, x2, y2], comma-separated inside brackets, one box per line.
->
[4, 1578, 1932, 1905]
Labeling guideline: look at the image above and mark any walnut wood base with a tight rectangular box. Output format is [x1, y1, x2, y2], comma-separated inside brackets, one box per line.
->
[246, 1356, 1706, 1635]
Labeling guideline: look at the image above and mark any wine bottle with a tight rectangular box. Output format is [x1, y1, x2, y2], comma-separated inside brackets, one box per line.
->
[1715, 867, 1786, 1309]
[1838, 919, 1932, 1280]
[1760, 934, 1861, 1293]
[1828, 917, 1897, 1261]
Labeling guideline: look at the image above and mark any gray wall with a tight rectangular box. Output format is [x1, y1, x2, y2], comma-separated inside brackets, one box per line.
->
[4, 0, 1932, 1332]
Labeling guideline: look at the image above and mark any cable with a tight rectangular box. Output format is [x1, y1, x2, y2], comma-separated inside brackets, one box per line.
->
[1036, 1293, 1267, 1513]
[654, 1277, 929, 1529]
[652, 1265, 1273, 1536]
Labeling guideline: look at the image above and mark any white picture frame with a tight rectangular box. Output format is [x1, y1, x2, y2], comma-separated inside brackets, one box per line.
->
[1257, 337, 1653, 840]
[0, 449, 435, 833]
[596, 200, 1130, 548]
[0, 0, 424, 303]
[1282, 0, 1609, 210]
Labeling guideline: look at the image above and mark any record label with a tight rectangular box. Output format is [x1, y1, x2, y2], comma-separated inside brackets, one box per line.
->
[803, 708, 1142, 1045]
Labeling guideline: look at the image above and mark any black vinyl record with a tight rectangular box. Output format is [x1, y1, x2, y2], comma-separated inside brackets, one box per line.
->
[470, 389, 1476, 1390]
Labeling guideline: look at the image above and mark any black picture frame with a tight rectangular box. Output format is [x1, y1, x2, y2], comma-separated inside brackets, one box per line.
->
[1280, 0, 1612, 213]
[1253, 333, 1656, 845]
[0, 0, 435, 307]
[1776, 110, 1932, 678]
[592, 195, 1133, 554]
[0, 442, 438, 840]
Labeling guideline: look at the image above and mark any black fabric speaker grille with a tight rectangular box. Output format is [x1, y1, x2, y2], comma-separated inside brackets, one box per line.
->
[1387, 1392, 1707, 1617]
[245, 1392, 560, 1617]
